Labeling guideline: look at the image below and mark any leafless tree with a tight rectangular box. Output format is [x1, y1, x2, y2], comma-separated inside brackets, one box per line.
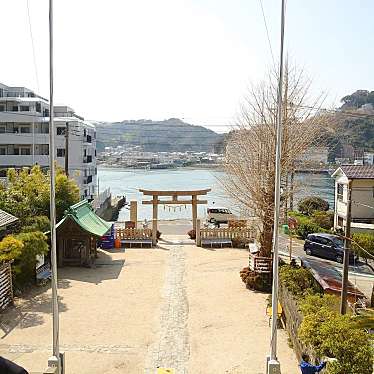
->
[223, 63, 331, 257]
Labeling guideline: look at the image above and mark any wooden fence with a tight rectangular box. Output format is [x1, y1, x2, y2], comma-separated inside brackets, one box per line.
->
[0, 262, 13, 310]
[196, 223, 257, 246]
[116, 228, 152, 240]
[248, 253, 272, 274]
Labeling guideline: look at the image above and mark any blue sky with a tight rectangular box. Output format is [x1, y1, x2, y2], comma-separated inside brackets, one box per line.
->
[0, 0, 373, 130]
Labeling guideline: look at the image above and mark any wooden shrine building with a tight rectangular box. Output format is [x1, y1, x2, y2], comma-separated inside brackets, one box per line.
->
[56, 200, 112, 267]
[139, 188, 211, 245]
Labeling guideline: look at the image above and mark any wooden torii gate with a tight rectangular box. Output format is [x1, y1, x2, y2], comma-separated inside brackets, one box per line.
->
[139, 188, 211, 245]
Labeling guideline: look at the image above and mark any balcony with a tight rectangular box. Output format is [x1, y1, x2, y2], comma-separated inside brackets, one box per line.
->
[0, 155, 50, 167]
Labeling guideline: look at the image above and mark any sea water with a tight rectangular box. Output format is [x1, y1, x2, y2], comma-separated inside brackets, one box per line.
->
[97, 167, 334, 221]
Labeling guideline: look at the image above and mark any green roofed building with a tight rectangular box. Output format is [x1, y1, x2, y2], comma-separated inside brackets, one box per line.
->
[56, 200, 112, 267]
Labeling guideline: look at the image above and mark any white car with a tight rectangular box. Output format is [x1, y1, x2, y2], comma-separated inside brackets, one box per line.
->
[207, 207, 237, 225]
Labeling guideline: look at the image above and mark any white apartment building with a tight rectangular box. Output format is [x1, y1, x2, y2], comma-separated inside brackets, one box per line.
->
[0, 83, 97, 201]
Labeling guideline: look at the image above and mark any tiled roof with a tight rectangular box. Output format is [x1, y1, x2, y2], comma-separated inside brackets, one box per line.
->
[338, 165, 374, 179]
[56, 200, 111, 237]
[0, 209, 18, 228]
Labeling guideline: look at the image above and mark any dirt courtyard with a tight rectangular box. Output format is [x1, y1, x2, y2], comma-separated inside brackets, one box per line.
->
[0, 236, 299, 373]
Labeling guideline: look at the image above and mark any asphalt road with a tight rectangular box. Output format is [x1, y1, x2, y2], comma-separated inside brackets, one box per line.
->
[278, 233, 374, 300]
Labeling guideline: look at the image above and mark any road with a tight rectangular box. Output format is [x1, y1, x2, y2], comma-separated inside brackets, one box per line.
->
[278, 233, 374, 300]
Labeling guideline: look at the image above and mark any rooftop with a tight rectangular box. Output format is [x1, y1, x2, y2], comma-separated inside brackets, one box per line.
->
[332, 165, 374, 179]
[0, 209, 18, 228]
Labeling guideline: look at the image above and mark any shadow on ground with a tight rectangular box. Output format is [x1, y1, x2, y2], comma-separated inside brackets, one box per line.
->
[0, 285, 68, 338]
[58, 250, 125, 285]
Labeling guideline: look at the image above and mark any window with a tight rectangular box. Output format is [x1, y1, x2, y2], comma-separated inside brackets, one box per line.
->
[38, 144, 49, 155]
[57, 127, 66, 136]
[12, 106, 19, 112]
[20, 148, 31, 155]
[36, 102, 41, 113]
[0, 126, 5, 134]
[20, 105, 30, 111]
[337, 183, 344, 202]
[84, 129, 87, 137]
[84, 149, 87, 157]
[338, 216, 344, 227]
[95, 150, 97, 157]
[20, 126, 31, 134]
[57, 148, 66, 157]
[0, 148, 6, 155]
[0, 105, 4, 112]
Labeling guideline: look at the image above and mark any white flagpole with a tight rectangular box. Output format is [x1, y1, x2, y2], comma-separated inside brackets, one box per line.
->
[268, 0, 286, 372]
[48, 0, 60, 371]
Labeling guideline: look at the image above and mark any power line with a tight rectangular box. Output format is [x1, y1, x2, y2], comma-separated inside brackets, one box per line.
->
[258, 0, 275, 66]
[26, 0, 40, 93]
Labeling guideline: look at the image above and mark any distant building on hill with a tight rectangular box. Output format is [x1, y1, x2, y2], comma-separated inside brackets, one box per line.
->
[0, 82, 97, 200]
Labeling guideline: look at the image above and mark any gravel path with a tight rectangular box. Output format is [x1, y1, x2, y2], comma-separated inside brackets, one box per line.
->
[145, 240, 190, 373]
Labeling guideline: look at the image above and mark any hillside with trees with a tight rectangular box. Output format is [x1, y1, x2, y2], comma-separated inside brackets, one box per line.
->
[327, 90, 374, 161]
[95, 118, 225, 153]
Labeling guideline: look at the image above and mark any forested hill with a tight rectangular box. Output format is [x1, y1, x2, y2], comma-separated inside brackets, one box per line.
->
[325, 90, 374, 160]
[95, 118, 225, 153]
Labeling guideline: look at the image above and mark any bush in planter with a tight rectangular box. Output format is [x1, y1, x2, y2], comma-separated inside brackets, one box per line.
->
[279, 264, 322, 298]
[187, 229, 196, 239]
[297, 196, 329, 216]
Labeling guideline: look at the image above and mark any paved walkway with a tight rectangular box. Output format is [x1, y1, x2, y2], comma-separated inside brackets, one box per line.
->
[0, 236, 299, 373]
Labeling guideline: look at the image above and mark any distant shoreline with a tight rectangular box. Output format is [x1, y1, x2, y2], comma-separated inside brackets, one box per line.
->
[97, 163, 224, 171]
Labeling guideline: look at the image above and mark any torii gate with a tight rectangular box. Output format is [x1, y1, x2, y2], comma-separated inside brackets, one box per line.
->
[139, 188, 211, 245]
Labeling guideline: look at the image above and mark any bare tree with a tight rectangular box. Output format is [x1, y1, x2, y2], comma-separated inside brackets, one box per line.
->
[223, 63, 329, 257]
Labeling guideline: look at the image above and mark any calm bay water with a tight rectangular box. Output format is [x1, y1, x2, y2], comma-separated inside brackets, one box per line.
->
[97, 167, 334, 221]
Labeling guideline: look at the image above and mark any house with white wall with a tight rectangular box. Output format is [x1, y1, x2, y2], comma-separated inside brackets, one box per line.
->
[0, 83, 97, 201]
[331, 165, 374, 233]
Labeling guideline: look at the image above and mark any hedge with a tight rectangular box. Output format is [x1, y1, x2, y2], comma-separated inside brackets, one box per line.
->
[280, 265, 373, 374]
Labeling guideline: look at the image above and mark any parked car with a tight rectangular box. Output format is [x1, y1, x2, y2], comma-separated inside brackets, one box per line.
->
[303, 233, 356, 263]
[207, 207, 237, 225]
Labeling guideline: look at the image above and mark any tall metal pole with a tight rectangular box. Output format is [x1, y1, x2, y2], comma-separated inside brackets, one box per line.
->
[340, 180, 352, 314]
[65, 122, 69, 177]
[269, 0, 286, 367]
[48, 0, 60, 370]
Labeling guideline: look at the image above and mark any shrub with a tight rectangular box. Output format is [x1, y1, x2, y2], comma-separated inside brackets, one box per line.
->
[298, 196, 329, 216]
[299, 294, 340, 317]
[295, 221, 326, 239]
[311, 211, 334, 230]
[232, 237, 249, 248]
[12, 231, 49, 289]
[299, 308, 373, 374]
[187, 229, 196, 239]
[279, 264, 322, 298]
[351, 232, 374, 266]
[0, 235, 24, 263]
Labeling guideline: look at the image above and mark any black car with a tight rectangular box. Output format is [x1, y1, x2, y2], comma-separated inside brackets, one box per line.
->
[303, 233, 356, 264]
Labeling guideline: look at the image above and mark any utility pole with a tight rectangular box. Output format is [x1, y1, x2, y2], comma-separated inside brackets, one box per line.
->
[340, 180, 352, 315]
[65, 122, 69, 177]
[268, 0, 286, 373]
[48, 0, 61, 372]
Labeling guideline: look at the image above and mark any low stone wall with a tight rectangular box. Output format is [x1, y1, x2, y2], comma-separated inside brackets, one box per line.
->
[279, 285, 317, 362]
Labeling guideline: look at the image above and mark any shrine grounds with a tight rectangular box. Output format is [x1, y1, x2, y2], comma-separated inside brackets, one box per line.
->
[0, 235, 299, 373]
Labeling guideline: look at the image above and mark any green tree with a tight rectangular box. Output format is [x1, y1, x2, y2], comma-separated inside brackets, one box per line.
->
[12, 231, 49, 288]
[0, 165, 79, 225]
[0, 236, 24, 263]
[297, 196, 329, 216]
[351, 232, 374, 270]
